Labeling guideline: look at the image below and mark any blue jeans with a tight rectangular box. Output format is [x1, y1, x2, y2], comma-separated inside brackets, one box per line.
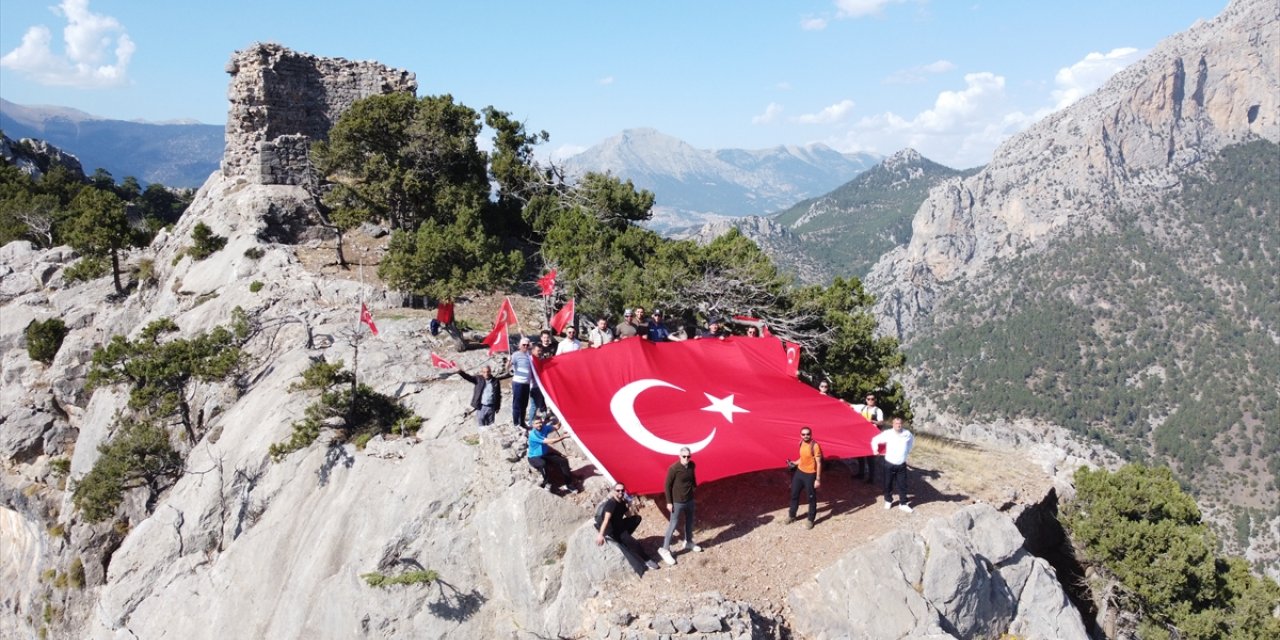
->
[511, 381, 531, 427]
[663, 500, 695, 550]
[526, 386, 545, 424]
[789, 471, 818, 522]
[476, 404, 496, 427]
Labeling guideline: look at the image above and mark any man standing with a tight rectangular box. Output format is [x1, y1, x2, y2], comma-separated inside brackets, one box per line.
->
[556, 325, 583, 355]
[615, 309, 637, 340]
[456, 365, 501, 427]
[647, 310, 675, 342]
[851, 393, 885, 484]
[527, 416, 580, 493]
[697, 318, 728, 340]
[786, 427, 823, 529]
[526, 342, 552, 426]
[595, 484, 660, 571]
[659, 447, 700, 565]
[589, 316, 615, 347]
[508, 337, 534, 428]
[871, 417, 915, 512]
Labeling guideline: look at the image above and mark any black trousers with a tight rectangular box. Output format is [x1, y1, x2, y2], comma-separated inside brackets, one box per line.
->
[883, 462, 909, 504]
[607, 514, 652, 562]
[789, 470, 818, 522]
[529, 451, 574, 486]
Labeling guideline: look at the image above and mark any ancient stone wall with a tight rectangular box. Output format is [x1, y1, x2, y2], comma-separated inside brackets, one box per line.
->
[221, 42, 416, 185]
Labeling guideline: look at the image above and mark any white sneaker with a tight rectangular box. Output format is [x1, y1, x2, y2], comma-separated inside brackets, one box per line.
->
[658, 547, 676, 566]
[899, 504, 914, 513]
[884, 500, 893, 510]
[688, 543, 703, 553]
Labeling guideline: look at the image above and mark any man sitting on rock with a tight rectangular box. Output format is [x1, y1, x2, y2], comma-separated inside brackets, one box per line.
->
[527, 416, 580, 494]
[595, 483, 660, 571]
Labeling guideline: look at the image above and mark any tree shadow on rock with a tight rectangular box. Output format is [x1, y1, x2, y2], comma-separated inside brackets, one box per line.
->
[318, 441, 355, 486]
[427, 579, 487, 622]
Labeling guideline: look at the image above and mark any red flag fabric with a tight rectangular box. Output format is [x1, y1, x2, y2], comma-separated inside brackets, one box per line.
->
[360, 303, 379, 336]
[495, 297, 519, 328]
[430, 353, 457, 370]
[550, 298, 575, 335]
[783, 341, 801, 377]
[481, 320, 509, 354]
[436, 300, 455, 325]
[760, 325, 773, 338]
[537, 269, 557, 297]
[533, 337, 878, 494]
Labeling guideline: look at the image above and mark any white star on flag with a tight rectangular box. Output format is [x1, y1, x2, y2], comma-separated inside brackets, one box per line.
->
[701, 393, 749, 423]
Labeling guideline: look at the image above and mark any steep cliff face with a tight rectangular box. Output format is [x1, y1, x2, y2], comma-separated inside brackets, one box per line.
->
[867, 0, 1279, 341]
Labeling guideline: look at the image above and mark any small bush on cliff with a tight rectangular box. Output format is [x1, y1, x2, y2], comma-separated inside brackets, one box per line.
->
[270, 359, 421, 461]
[72, 419, 183, 523]
[187, 222, 226, 260]
[1063, 464, 1280, 639]
[25, 317, 68, 364]
[361, 569, 438, 588]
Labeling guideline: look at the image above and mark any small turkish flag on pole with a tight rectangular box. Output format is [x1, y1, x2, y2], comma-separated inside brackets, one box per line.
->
[360, 303, 379, 336]
[536, 269, 557, 297]
[430, 353, 457, 369]
[482, 320, 510, 355]
[783, 341, 801, 377]
[495, 297, 519, 329]
[550, 298, 575, 335]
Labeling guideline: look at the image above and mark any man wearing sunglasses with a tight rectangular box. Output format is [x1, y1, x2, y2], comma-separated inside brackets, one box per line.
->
[658, 447, 701, 565]
[595, 484, 660, 571]
[786, 427, 823, 529]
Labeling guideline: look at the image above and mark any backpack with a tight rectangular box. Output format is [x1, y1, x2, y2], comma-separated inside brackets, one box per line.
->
[593, 499, 610, 530]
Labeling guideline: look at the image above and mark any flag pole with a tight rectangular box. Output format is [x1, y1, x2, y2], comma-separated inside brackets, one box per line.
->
[356, 250, 364, 390]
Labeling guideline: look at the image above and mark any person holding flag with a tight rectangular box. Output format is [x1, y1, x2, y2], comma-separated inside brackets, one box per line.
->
[527, 415, 580, 494]
[507, 337, 535, 429]
[456, 365, 501, 427]
[851, 393, 886, 484]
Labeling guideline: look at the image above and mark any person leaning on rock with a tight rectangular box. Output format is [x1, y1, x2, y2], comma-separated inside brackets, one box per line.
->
[595, 483, 660, 571]
[659, 447, 701, 565]
[871, 417, 915, 513]
[455, 364, 501, 427]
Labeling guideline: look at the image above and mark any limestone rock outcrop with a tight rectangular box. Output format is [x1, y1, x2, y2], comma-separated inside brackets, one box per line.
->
[867, 0, 1279, 341]
[221, 43, 417, 185]
[788, 503, 1089, 639]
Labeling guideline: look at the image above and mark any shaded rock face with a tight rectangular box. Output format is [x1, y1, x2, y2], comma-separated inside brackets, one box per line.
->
[0, 132, 86, 181]
[787, 503, 1090, 640]
[867, 0, 1279, 341]
[221, 42, 417, 185]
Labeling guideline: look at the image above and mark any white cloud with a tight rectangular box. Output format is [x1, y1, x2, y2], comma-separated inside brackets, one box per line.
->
[800, 16, 829, 30]
[834, 0, 907, 19]
[598, 75, 615, 85]
[752, 102, 784, 125]
[0, 0, 134, 88]
[543, 143, 587, 164]
[1051, 47, 1142, 110]
[884, 59, 956, 84]
[794, 99, 855, 124]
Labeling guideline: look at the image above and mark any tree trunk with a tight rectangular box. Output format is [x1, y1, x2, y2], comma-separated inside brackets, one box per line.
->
[335, 228, 348, 269]
[110, 248, 124, 294]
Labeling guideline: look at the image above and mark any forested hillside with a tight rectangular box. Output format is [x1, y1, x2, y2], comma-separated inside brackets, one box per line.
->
[909, 140, 1280, 563]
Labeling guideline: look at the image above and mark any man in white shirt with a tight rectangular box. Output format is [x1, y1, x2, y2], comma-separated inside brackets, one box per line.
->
[870, 417, 915, 512]
[588, 316, 614, 347]
[556, 325, 583, 355]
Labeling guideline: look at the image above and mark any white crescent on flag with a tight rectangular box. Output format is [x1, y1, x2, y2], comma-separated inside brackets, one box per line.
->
[609, 379, 716, 455]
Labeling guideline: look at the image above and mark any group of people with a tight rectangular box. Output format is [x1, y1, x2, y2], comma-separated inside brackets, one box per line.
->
[452, 303, 917, 571]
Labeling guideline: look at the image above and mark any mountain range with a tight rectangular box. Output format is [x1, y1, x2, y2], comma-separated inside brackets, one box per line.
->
[561, 127, 880, 231]
[0, 98, 223, 188]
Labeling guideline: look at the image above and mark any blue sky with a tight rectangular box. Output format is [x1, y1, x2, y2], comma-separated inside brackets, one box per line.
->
[1, 0, 1226, 169]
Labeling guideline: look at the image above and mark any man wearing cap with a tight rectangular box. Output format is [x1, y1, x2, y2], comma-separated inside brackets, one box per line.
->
[615, 309, 638, 340]
[647, 310, 674, 342]
[698, 318, 728, 340]
[507, 337, 535, 429]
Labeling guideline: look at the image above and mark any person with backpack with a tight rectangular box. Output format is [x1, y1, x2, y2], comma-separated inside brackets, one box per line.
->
[785, 426, 823, 529]
[595, 483, 660, 571]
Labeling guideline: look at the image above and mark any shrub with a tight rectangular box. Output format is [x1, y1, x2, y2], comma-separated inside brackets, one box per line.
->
[64, 255, 108, 283]
[72, 419, 183, 523]
[243, 247, 265, 260]
[271, 361, 421, 461]
[134, 258, 157, 288]
[25, 318, 68, 364]
[68, 557, 85, 589]
[361, 569, 438, 588]
[187, 222, 226, 260]
[249, 280, 264, 293]
[49, 457, 71, 477]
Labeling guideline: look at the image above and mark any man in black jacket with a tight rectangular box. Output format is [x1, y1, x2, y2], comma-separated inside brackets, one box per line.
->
[457, 365, 501, 427]
[659, 446, 700, 565]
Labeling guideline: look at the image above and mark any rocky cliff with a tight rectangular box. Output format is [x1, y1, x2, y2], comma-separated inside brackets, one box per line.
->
[866, 0, 1279, 341]
[0, 44, 1092, 640]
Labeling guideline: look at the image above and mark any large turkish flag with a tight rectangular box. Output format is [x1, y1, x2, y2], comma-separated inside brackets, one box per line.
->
[534, 337, 880, 494]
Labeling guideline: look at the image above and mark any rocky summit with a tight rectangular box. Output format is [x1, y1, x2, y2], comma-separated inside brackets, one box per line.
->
[0, 44, 1093, 639]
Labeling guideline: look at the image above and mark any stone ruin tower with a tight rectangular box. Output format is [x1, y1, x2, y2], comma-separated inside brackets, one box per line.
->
[221, 42, 417, 186]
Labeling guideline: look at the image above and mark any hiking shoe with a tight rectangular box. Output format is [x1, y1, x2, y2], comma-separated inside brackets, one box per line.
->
[783, 516, 795, 524]
[658, 547, 676, 566]
[805, 520, 814, 530]
[899, 504, 914, 513]
[645, 559, 660, 571]
[884, 500, 893, 510]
